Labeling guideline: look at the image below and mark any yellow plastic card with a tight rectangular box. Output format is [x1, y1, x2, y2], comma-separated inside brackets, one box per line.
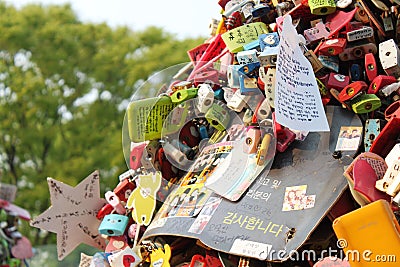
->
[127, 96, 186, 142]
[333, 200, 400, 266]
[222, 22, 269, 53]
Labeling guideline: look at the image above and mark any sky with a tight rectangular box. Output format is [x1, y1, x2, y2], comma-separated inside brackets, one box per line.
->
[5, 0, 222, 39]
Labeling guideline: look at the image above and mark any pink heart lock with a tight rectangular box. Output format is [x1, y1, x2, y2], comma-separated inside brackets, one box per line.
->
[11, 236, 33, 259]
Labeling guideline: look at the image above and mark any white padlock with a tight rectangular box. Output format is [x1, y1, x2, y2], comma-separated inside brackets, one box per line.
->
[196, 83, 214, 114]
[227, 65, 241, 88]
[375, 160, 400, 192]
[227, 89, 251, 112]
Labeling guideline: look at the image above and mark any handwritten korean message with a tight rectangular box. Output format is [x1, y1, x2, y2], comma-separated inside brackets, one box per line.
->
[275, 15, 329, 132]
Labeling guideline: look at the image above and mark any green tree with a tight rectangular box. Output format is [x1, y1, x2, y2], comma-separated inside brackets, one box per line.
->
[0, 1, 204, 248]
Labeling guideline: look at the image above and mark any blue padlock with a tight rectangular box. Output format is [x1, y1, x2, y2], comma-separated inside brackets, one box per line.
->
[98, 214, 129, 236]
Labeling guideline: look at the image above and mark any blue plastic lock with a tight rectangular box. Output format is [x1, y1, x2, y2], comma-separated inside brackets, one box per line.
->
[98, 214, 129, 236]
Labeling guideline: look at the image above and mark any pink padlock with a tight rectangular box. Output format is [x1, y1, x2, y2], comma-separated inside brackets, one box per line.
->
[105, 191, 126, 215]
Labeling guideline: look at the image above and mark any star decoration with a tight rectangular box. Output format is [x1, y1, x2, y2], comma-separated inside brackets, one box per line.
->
[30, 170, 106, 260]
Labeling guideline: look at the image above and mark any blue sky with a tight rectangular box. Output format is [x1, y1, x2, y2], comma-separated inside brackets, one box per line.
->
[6, 0, 222, 39]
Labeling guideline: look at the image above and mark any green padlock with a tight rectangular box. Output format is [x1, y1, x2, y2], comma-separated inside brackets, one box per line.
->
[205, 104, 230, 131]
[170, 88, 198, 104]
[308, 0, 336, 15]
[351, 94, 381, 114]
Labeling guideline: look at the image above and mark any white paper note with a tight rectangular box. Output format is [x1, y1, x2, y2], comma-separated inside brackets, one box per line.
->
[274, 15, 329, 132]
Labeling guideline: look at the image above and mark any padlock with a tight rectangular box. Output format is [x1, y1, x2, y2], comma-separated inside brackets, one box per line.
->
[105, 235, 129, 253]
[227, 65, 241, 88]
[327, 73, 350, 91]
[238, 62, 260, 77]
[336, 0, 352, 8]
[375, 160, 400, 193]
[105, 191, 126, 215]
[239, 75, 259, 95]
[370, 117, 400, 158]
[258, 32, 279, 51]
[236, 49, 259, 65]
[98, 214, 129, 236]
[242, 39, 260, 51]
[258, 46, 278, 67]
[162, 141, 190, 166]
[225, 11, 243, 30]
[196, 84, 214, 114]
[318, 38, 347, 56]
[338, 81, 368, 103]
[364, 53, 378, 82]
[330, 88, 352, 110]
[256, 133, 273, 166]
[114, 179, 136, 203]
[205, 103, 230, 131]
[303, 22, 330, 44]
[118, 169, 135, 182]
[367, 75, 397, 94]
[345, 153, 390, 205]
[209, 18, 220, 36]
[385, 100, 400, 121]
[339, 42, 377, 61]
[140, 140, 160, 170]
[346, 26, 374, 42]
[130, 143, 146, 170]
[96, 203, 114, 220]
[264, 67, 276, 108]
[304, 48, 324, 73]
[386, 172, 400, 196]
[243, 127, 261, 154]
[318, 55, 339, 73]
[171, 80, 193, 92]
[379, 39, 400, 78]
[170, 88, 198, 104]
[308, 0, 336, 15]
[156, 147, 179, 181]
[192, 69, 220, 87]
[364, 119, 385, 152]
[382, 11, 394, 32]
[350, 94, 381, 114]
[349, 63, 363, 81]
[273, 114, 296, 153]
[379, 81, 400, 97]
[227, 89, 251, 112]
[254, 98, 271, 121]
[221, 22, 269, 53]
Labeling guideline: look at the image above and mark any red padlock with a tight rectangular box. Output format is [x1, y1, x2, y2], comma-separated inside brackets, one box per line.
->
[384, 100, 400, 121]
[368, 75, 397, 94]
[337, 81, 368, 103]
[113, 179, 136, 203]
[326, 72, 350, 91]
[272, 113, 296, 153]
[318, 38, 347, 56]
[364, 53, 378, 82]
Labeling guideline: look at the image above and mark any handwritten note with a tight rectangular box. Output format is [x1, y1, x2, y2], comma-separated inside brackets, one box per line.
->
[30, 171, 106, 260]
[274, 15, 329, 132]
